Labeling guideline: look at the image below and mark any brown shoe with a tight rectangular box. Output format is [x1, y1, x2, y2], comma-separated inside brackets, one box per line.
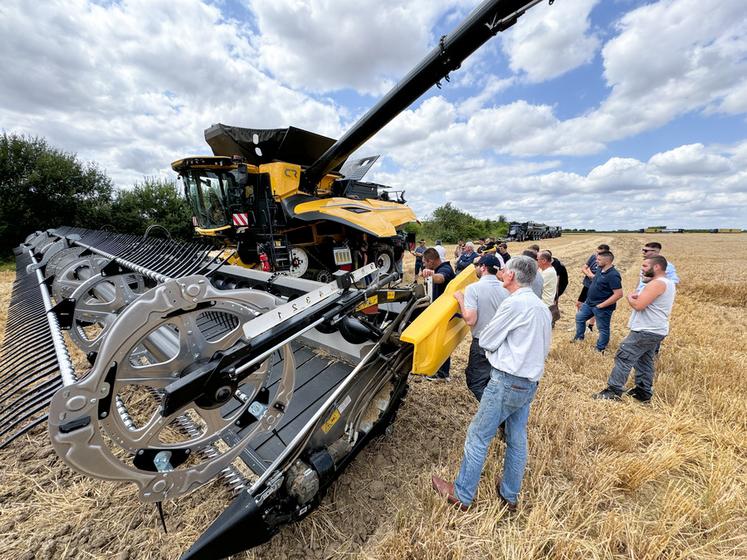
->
[494, 479, 517, 512]
[431, 475, 469, 511]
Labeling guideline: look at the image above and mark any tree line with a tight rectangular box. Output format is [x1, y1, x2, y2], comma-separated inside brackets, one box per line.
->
[406, 202, 510, 243]
[0, 133, 191, 258]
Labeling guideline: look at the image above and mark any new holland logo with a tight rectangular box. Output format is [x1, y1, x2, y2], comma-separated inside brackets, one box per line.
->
[232, 213, 249, 226]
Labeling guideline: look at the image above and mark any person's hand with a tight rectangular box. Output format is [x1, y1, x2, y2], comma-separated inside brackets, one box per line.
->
[575, 301, 582, 311]
[422, 269, 434, 278]
[453, 291, 464, 302]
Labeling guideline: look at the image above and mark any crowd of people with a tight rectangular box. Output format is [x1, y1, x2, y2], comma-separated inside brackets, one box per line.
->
[413, 238, 679, 513]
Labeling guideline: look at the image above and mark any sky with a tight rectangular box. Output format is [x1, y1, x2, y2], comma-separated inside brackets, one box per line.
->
[1, 0, 746, 230]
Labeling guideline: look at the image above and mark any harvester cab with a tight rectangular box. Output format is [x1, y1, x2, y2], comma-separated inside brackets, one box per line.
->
[172, 125, 416, 283]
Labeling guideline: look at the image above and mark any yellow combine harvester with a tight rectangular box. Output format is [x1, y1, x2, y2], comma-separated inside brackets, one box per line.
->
[172, 126, 417, 282]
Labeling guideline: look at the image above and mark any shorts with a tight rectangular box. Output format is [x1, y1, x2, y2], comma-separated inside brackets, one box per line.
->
[577, 285, 589, 303]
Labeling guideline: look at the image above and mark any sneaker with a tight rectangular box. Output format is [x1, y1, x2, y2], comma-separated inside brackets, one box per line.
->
[570, 337, 583, 343]
[626, 387, 651, 403]
[595, 348, 606, 354]
[426, 374, 451, 383]
[592, 388, 621, 401]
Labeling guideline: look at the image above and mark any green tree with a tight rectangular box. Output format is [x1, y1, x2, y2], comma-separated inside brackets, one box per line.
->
[420, 203, 510, 242]
[110, 178, 193, 240]
[0, 133, 113, 256]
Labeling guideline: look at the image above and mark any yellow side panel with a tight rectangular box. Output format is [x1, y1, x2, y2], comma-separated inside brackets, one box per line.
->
[400, 266, 478, 376]
[293, 198, 417, 237]
[261, 162, 302, 200]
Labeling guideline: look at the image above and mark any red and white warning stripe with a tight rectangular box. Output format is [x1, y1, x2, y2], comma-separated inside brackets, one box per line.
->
[232, 212, 249, 226]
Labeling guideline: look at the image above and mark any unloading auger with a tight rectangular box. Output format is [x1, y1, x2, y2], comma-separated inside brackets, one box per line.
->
[0, 1, 554, 557]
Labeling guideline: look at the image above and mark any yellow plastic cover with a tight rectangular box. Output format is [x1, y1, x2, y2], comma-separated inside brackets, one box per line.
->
[400, 266, 478, 376]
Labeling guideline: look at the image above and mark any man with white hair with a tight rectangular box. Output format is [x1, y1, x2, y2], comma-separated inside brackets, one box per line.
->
[455, 241, 479, 272]
[432, 255, 552, 512]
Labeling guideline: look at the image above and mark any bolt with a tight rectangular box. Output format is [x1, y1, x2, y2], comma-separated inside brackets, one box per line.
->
[215, 386, 232, 402]
[100, 411, 108, 418]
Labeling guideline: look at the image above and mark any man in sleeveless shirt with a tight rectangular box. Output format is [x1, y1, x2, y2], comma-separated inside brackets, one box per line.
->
[593, 255, 676, 403]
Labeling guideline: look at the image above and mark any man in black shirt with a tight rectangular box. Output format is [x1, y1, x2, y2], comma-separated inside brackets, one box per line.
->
[422, 247, 456, 379]
[572, 251, 623, 352]
[547, 250, 568, 301]
[497, 242, 511, 262]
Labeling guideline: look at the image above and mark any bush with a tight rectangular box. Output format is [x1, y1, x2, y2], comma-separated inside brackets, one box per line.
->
[110, 178, 193, 240]
[0, 133, 113, 255]
[419, 203, 508, 243]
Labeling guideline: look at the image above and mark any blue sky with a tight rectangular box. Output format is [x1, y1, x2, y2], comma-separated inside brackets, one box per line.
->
[1, 0, 746, 229]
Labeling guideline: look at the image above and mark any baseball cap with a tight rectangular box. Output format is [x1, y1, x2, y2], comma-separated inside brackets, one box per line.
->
[476, 253, 501, 269]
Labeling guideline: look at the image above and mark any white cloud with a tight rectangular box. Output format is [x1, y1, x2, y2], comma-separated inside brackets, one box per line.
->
[248, 0, 466, 95]
[649, 144, 734, 176]
[502, 0, 601, 82]
[375, 139, 747, 229]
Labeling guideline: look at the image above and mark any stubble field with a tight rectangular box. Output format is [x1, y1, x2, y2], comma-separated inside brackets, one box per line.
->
[0, 233, 745, 560]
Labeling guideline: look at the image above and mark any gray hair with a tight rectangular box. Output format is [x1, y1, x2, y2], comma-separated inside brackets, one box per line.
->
[505, 255, 537, 287]
[465, 241, 474, 249]
[538, 250, 552, 263]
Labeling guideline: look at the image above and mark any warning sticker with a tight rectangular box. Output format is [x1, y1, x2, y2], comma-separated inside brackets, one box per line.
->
[321, 409, 341, 433]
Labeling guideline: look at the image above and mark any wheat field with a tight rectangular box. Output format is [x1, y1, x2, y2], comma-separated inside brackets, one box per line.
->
[0, 233, 745, 560]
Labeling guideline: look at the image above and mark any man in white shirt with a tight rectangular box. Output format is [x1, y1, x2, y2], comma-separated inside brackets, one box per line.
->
[432, 256, 552, 512]
[453, 254, 509, 401]
[538, 250, 559, 327]
[434, 240, 447, 262]
[537, 251, 557, 304]
[594, 255, 676, 403]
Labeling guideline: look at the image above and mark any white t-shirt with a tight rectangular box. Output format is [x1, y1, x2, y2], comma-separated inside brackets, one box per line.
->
[540, 266, 558, 306]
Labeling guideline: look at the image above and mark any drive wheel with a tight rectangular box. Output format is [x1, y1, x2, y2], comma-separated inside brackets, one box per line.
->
[288, 247, 309, 278]
[373, 247, 394, 275]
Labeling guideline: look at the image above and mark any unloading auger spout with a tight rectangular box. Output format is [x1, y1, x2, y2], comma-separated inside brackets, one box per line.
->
[302, 0, 548, 190]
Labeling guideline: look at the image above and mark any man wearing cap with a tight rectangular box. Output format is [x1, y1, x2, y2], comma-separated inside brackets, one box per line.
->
[454, 253, 509, 401]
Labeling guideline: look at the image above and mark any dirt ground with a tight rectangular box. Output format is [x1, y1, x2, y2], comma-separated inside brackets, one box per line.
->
[0, 233, 745, 560]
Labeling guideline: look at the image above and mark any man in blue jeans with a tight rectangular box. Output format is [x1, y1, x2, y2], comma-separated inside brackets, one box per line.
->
[431, 256, 552, 511]
[572, 250, 623, 352]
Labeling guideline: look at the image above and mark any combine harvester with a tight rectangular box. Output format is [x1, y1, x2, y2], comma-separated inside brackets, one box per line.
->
[0, 1, 553, 558]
